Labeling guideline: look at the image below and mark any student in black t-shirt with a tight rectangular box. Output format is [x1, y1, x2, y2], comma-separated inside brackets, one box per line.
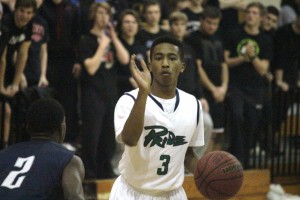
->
[0, 2, 9, 71]
[272, 7, 300, 140]
[23, 0, 49, 88]
[39, 0, 82, 144]
[206, 0, 247, 38]
[79, 2, 129, 179]
[2, 0, 36, 96]
[180, 0, 205, 34]
[0, 0, 37, 148]
[137, 0, 169, 54]
[115, 9, 147, 97]
[169, 11, 213, 157]
[0, 2, 9, 149]
[186, 6, 228, 151]
[261, 6, 280, 37]
[0, 98, 85, 200]
[224, 2, 272, 168]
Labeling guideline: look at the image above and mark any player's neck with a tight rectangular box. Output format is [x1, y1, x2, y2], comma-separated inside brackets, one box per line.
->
[150, 85, 177, 99]
[31, 133, 60, 143]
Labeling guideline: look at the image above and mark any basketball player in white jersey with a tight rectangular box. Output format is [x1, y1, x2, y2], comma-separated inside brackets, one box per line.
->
[110, 36, 204, 200]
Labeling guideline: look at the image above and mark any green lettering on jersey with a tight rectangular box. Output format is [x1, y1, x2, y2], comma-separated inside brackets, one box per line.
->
[144, 125, 187, 148]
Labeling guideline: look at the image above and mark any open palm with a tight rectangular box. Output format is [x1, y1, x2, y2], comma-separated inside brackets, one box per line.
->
[129, 54, 151, 93]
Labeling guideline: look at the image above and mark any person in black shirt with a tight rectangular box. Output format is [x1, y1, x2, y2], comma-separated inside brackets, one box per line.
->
[0, 98, 85, 200]
[137, 0, 169, 54]
[224, 2, 272, 168]
[180, 0, 205, 34]
[0, 2, 9, 148]
[169, 11, 213, 157]
[261, 6, 280, 37]
[185, 6, 228, 151]
[79, 2, 129, 179]
[23, 0, 49, 87]
[39, 0, 81, 144]
[0, 0, 37, 148]
[272, 7, 300, 140]
[115, 9, 147, 97]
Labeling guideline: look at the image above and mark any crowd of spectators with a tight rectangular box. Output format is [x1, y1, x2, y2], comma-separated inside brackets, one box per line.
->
[0, 0, 300, 179]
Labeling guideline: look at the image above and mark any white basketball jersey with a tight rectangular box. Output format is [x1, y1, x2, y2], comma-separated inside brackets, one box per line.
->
[114, 89, 204, 195]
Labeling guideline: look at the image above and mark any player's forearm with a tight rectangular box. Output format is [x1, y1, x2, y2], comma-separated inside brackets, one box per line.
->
[121, 92, 148, 146]
[62, 156, 85, 200]
[184, 147, 198, 174]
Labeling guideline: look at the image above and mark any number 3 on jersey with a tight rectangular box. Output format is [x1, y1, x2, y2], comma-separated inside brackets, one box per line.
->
[157, 155, 170, 175]
[1, 156, 35, 189]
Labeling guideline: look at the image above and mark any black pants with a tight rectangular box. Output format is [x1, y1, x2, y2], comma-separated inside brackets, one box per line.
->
[81, 87, 116, 179]
[47, 53, 79, 142]
[226, 89, 262, 169]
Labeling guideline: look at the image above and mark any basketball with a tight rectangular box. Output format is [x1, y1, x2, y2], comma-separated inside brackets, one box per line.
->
[194, 151, 244, 200]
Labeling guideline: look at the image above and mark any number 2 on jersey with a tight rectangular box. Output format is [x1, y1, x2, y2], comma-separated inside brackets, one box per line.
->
[157, 155, 170, 175]
[1, 156, 35, 189]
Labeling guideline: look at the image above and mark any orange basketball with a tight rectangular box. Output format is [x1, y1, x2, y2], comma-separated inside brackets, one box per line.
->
[194, 151, 244, 200]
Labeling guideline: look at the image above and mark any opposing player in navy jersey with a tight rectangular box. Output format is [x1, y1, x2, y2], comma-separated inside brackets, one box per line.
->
[110, 36, 204, 199]
[0, 98, 85, 200]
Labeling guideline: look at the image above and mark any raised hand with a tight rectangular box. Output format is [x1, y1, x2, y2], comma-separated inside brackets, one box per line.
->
[98, 33, 111, 50]
[129, 54, 151, 94]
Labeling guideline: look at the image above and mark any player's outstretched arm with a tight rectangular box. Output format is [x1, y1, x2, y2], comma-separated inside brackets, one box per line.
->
[62, 155, 85, 200]
[184, 147, 198, 174]
[121, 55, 151, 146]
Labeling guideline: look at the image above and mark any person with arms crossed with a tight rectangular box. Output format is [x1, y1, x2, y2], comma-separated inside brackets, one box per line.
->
[0, 98, 85, 199]
[110, 36, 204, 200]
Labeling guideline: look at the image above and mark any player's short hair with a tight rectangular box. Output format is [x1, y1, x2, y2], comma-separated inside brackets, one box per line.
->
[89, 2, 112, 21]
[201, 6, 222, 20]
[150, 35, 184, 61]
[246, 2, 266, 16]
[26, 98, 65, 136]
[266, 6, 280, 17]
[15, 0, 37, 13]
[143, 0, 161, 13]
[169, 11, 188, 25]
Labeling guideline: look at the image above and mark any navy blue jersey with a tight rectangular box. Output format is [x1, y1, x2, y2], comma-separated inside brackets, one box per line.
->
[0, 140, 74, 200]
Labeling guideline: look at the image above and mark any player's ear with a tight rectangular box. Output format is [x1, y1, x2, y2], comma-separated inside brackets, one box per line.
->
[58, 118, 66, 143]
